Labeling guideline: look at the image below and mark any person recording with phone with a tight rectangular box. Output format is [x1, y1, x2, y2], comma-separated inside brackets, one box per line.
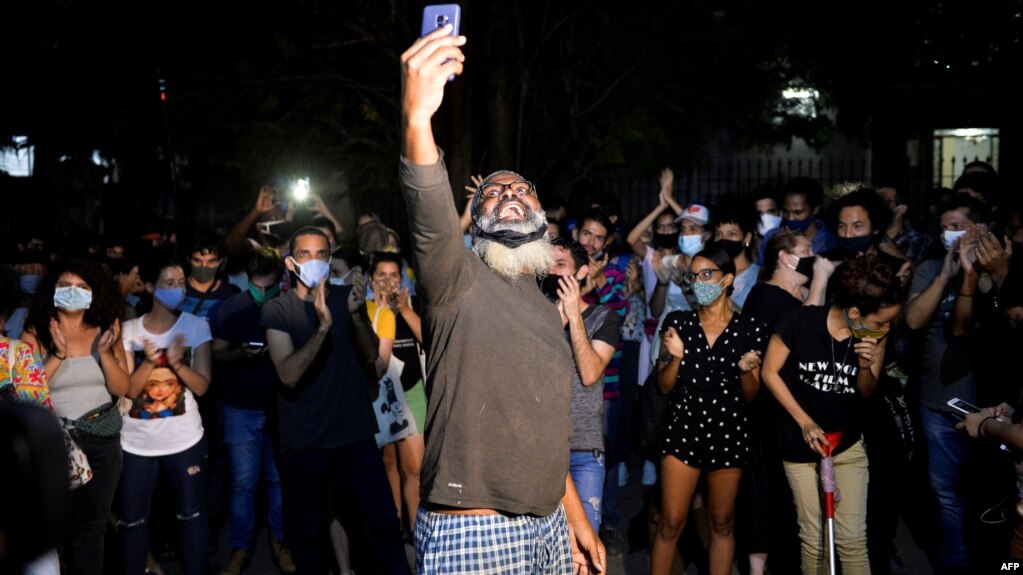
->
[400, 23, 606, 573]
[209, 247, 294, 574]
[903, 193, 1009, 573]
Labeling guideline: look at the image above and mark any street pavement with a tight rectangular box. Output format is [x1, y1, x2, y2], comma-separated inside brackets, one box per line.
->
[155, 459, 934, 575]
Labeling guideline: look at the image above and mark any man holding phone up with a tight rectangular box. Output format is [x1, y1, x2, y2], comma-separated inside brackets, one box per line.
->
[399, 25, 605, 574]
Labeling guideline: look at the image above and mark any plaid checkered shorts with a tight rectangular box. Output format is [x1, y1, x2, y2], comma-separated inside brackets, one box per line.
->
[414, 503, 572, 574]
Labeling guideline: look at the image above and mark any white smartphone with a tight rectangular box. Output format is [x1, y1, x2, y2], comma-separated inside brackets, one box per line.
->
[947, 397, 982, 416]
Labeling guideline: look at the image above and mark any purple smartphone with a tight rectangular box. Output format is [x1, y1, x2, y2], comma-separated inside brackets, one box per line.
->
[421, 4, 462, 81]
[421, 4, 461, 37]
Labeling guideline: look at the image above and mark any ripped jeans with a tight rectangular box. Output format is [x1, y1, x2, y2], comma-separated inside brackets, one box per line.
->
[569, 449, 605, 534]
[117, 438, 208, 575]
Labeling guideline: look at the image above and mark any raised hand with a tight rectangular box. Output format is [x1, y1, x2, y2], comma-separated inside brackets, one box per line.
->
[659, 168, 674, 199]
[97, 320, 121, 355]
[940, 238, 962, 280]
[346, 267, 368, 315]
[463, 174, 484, 195]
[166, 334, 187, 371]
[141, 338, 162, 365]
[557, 275, 583, 319]
[400, 26, 467, 126]
[395, 288, 412, 315]
[314, 281, 334, 331]
[853, 337, 881, 369]
[255, 185, 276, 213]
[49, 318, 69, 358]
[309, 195, 329, 216]
[976, 232, 1012, 279]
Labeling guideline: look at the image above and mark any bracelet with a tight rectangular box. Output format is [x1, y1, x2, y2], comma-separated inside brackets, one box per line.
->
[52, 353, 66, 361]
[979, 415, 998, 437]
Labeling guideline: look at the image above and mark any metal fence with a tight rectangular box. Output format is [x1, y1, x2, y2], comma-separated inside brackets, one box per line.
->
[601, 156, 871, 227]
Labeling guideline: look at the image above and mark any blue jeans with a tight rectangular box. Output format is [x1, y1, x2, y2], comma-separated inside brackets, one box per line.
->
[117, 438, 209, 575]
[601, 397, 623, 528]
[920, 406, 970, 569]
[223, 406, 284, 549]
[278, 437, 410, 575]
[569, 450, 605, 534]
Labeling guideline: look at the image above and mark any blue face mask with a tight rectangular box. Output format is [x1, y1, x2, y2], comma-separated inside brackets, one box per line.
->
[692, 278, 724, 306]
[678, 235, 704, 257]
[19, 274, 42, 295]
[782, 217, 813, 233]
[154, 287, 186, 310]
[290, 258, 330, 289]
[54, 286, 93, 311]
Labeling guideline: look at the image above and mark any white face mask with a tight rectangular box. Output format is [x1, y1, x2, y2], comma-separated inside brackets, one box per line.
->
[54, 286, 93, 311]
[941, 229, 967, 251]
[757, 213, 782, 236]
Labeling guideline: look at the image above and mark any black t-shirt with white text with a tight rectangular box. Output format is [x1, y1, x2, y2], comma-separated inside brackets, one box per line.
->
[774, 305, 862, 462]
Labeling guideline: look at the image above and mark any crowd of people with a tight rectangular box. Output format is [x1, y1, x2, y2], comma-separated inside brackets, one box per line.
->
[3, 26, 1023, 575]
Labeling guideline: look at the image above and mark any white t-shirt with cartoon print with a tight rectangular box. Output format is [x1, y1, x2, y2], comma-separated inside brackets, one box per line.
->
[120, 312, 211, 457]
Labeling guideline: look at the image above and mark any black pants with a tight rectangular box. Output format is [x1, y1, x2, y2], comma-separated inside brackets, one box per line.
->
[64, 432, 122, 575]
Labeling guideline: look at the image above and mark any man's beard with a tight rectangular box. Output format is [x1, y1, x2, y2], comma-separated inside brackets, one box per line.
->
[472, 202, 554, 279]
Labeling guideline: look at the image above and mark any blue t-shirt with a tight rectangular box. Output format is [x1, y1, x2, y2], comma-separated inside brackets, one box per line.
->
[184, 280, 240, 321]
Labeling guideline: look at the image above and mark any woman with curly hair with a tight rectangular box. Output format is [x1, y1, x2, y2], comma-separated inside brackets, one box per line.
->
[761, 252, 904, 575]
[22, 259, 130, 575]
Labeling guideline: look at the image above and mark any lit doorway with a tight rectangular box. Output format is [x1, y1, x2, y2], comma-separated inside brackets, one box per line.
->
[933, 128, 999, 189]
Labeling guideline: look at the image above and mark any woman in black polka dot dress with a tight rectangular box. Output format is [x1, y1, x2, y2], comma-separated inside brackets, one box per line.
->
[651, 246, 768, 575]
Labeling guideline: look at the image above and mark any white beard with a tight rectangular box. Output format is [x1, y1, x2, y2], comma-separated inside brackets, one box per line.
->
[472, 209, 554, 279]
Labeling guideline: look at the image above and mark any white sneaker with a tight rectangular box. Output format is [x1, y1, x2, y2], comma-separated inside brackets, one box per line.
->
[641, 460, 657, 486]
[617, 461, 628, 487]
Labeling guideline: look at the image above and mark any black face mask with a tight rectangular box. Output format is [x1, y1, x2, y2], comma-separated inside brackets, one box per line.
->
[539, 274, 562, 299]
[717, 239, 745, 258]
[835, 235, 874, 259]
[654, 233, 678, 250]
[794, 255, 815, 284]
[539, 273, 586, 299]
[476, 225, 549, 248]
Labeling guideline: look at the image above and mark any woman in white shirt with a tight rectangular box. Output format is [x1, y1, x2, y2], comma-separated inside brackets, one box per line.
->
[117, 258, 212, 575]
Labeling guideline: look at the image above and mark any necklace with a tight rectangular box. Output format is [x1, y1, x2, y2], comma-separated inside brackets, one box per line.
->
[830, 333, 853, 387]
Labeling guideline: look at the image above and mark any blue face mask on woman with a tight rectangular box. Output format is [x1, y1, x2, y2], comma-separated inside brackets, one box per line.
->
[154, 287, 186, 310]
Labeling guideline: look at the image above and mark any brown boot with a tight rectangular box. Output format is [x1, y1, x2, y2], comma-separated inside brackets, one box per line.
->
[219, 548, 251, 575]
[269, 535, 296, 574]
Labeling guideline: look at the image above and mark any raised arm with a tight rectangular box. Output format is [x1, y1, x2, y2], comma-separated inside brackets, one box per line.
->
[266, 284, 333, 388]
[626, 170, 673, 256]
[904, 249, 957, 330]
[558, 276, 617, 386]
[226, 185, 277, 257]
[400, 26, 466, 165]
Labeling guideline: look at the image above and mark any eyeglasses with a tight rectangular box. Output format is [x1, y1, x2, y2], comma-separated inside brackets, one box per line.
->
[683, 268, 720, 284]
[478, 181, 536, 199]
